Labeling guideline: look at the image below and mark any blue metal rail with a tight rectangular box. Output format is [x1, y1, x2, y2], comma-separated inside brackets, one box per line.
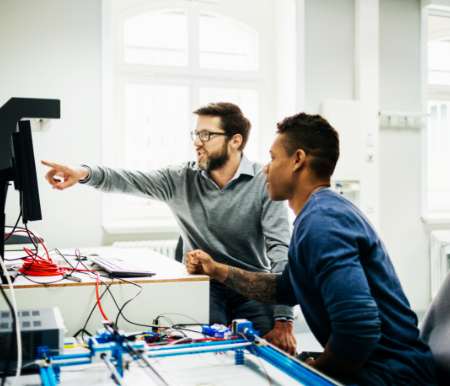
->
[35, 321, 342, 386]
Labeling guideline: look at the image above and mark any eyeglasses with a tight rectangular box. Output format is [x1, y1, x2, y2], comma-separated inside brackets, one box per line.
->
[190, 131, 234, 142]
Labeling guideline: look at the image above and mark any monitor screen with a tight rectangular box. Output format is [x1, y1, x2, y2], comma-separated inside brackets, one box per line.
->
[11, 120, 42, 223]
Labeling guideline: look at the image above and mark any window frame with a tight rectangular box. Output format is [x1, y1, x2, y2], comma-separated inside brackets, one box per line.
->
[421, 6, 450, 226]
[115, 1, 268, 80]
[102, 0, 282, 234]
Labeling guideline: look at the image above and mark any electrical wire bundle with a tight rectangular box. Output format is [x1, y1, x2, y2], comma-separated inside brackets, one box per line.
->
[2, 213, 272, 385]
[4, 224, 111, 322]
[132, 328, 234, 347]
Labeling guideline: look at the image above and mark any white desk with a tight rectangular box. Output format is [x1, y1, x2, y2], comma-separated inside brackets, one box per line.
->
[0, 247, 209, 336]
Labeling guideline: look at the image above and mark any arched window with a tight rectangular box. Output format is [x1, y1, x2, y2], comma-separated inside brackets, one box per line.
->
[123, 10, 188, 67]
[199, 11, 259, 71]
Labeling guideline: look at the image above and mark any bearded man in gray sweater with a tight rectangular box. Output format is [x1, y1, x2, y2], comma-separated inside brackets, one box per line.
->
[41, 102, 296, 354]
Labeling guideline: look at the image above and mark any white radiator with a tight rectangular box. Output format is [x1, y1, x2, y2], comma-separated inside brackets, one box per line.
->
[113, 239, 179, 260]
[430, 230, 450, 299]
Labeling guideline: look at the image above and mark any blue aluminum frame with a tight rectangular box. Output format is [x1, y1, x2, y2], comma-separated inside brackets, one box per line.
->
[35, 322, 342, 386]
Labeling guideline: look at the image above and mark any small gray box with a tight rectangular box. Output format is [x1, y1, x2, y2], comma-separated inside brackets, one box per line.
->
[0, 307, 66, 372]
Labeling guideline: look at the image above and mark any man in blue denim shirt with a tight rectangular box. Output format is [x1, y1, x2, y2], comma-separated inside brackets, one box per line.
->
[186, 112, 437, 385]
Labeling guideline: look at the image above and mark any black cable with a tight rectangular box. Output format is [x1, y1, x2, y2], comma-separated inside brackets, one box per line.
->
[171, 323, 204, 328]
[106, 323, 169, 386]
[79, 279, 115, 342]
[0, 285, 15, 385]
[156, 312, 202, 326]
[19, 225, 40, 276]
[112, 276, 143, 328]
[17, 273, 67, 285]
[4, 252, 38, 261]
[75, 259, 158, 331]
[3, 209, 22, 242]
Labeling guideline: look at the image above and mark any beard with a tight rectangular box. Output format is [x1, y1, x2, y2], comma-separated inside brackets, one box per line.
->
[197, 140, 229, 172]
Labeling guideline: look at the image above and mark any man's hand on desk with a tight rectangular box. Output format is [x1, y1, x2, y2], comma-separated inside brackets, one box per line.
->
[41, 161, 90, 190]
[263, 320, 297, 356]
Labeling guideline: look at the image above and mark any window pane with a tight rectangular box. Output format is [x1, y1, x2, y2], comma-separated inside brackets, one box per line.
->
[124, 10, 188, 67]
[427, 102, 450, 212]
[199, 12, 258, 71]
[428, 40, 450, 85]
[123, 83, 190, 208]
[199, 87, 259, 161]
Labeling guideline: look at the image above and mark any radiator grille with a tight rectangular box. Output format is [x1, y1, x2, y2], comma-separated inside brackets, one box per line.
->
[113, 239, 178, 259]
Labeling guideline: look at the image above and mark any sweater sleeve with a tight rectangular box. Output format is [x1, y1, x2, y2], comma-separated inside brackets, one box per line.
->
[302, 207, 382, 365]
[80, 163, 190, 203]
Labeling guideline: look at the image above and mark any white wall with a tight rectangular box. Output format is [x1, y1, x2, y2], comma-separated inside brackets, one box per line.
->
[304, 0, 431, 311]
[0, 0, 179, 249]
[304, 0, 355, 114]
[0, 0, 104, 249]
[378, 0, 431, 311]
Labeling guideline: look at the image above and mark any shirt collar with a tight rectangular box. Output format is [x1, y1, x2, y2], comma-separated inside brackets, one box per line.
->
[201, 153, 254, 188]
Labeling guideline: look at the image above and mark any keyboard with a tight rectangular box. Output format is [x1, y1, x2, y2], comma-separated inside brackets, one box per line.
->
[91, 256, 155, 278]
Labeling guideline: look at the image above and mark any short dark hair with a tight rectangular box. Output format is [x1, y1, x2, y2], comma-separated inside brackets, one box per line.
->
[193, 102, 251, 151]
[276, 113, 340, 178]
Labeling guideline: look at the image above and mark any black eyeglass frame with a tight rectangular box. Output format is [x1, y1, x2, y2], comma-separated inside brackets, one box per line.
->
[190, 131, 235, 142]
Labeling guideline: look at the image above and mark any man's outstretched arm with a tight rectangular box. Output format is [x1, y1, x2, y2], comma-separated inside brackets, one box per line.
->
[186, 250, 277, 304]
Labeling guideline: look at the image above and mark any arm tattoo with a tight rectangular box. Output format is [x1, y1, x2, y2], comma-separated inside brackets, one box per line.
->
[223, 267, 277, 305]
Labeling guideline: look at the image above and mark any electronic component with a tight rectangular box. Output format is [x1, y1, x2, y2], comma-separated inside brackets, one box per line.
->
[232, 319, 260, 339]
[202, 324, 232, 339]
[0, 307, 66, 372]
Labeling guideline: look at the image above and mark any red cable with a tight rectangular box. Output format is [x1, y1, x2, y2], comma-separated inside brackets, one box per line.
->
[5, 229, 50, 261]
[94, 271, 109, 321]
[5, 229, 110, 322]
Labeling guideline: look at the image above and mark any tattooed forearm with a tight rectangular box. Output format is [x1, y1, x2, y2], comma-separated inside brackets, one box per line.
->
[223, 267, 277, 304]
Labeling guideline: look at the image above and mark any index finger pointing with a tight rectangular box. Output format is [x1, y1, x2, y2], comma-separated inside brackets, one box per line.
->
[41, 160, 64, 170]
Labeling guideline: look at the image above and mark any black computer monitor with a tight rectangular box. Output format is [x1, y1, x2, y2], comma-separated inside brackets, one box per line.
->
[0, 98, 60, 266]
[0, 121, 42, 265]
[11, 120, 42, 223]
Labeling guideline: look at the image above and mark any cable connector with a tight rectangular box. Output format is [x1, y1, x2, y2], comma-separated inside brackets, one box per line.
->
[62, 274, 82, 283]
[152, 318, 159, 333]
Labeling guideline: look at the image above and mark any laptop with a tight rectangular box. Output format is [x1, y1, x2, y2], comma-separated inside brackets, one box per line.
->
[86, 254, 156, 278]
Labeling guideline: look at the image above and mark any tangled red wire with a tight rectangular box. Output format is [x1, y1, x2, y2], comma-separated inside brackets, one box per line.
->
[4, 229, 110, 321]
